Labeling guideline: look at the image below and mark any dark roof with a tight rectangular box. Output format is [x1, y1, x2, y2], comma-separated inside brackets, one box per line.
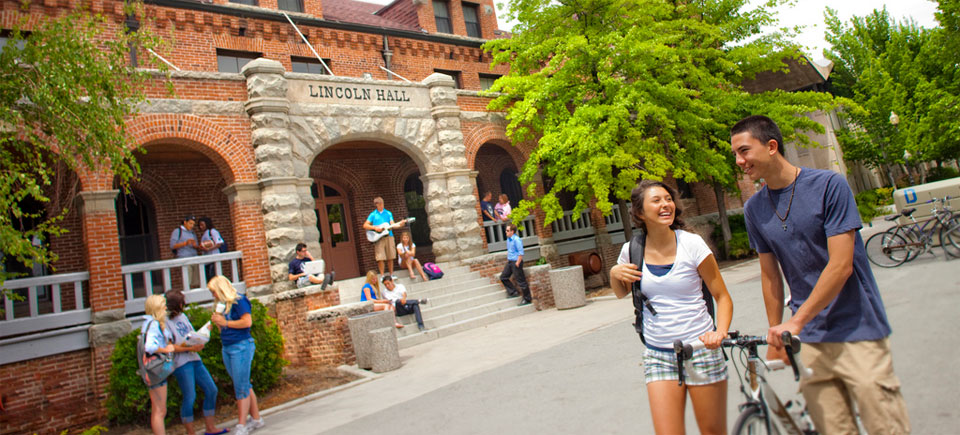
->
[741, 57, 833, 94]
[322, 0, 419, 31]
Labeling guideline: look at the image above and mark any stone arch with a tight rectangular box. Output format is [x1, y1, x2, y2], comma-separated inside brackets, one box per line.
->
[305, 126, 435, 176]
[125, 114, 256, 184]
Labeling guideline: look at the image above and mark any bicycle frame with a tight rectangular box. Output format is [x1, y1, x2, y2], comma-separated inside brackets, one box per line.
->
[737, 353, 807, 435]
[889, 198, 957, 258]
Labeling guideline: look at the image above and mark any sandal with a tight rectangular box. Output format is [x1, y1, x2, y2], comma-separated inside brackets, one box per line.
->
[395, 322, 405, 329]
[205, 429, 229, 435]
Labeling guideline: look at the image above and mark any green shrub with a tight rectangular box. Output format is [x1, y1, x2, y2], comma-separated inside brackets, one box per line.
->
[711, 214, 755, 259]
[926, 166, 960, 182]
[855, 188, 894, 223]
[106, 299, 288, 425]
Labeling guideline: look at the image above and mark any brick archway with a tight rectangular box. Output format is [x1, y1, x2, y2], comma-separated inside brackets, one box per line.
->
[126, 114, 256, 185]
[463, 123, 527, 170]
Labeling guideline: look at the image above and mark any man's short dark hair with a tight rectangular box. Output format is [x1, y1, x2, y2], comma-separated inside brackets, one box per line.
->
[183, 215, 196, 223]
[505, 224, 516, 233]
[381, 275, 393, 283]
[731, 115, 785, 156]
[295, 242, 307, 252]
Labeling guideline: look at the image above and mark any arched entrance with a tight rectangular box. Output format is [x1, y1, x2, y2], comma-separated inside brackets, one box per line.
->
[116, 189, 158, 265]
[313, 181, 359, 279]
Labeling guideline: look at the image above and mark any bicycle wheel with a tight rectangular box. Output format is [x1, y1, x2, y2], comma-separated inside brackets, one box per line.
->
[940, 217, 960, 258]
[892, 226, 924, 261]
[732, 404, 780, 435]
[864, 232, 909, 267]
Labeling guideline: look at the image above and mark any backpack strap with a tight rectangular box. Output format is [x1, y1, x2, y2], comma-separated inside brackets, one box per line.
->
[628, 232, 656, 344]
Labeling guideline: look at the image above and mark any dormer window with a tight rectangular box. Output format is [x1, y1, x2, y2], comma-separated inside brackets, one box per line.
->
[463, 3, 481, 38]
[433, 1, 452, 34]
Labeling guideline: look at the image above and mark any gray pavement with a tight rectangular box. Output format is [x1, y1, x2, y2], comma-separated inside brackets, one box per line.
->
[260, 223, 960, 434]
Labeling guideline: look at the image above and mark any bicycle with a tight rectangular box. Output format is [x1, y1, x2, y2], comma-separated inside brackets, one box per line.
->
[864, 196, 960, 267]
[675, 331, 818, 435]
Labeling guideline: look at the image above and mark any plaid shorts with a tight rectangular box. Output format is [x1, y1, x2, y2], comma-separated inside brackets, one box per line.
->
[643, 346, 728, 386]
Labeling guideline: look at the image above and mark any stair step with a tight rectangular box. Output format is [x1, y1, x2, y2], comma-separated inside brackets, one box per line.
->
[397, 304, 538, 349]
[394, 297, 528, 336]
[412, 284, 505, 308]
[339, 277, 494, 303]
[398, 286, 510, 320]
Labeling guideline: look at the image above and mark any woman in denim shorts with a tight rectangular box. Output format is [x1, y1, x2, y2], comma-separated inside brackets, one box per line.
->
[209, 276, 264, 435]
[610, 180, 734, 435]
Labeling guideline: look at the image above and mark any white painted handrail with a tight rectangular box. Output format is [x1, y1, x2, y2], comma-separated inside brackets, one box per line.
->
[120, 251, 245, 316]
[551, 209, 595, 241]
[484, 216, 539, 253]
[0, 272, 90, 338]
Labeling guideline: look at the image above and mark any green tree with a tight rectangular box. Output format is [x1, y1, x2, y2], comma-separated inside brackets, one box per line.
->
[484, 0, 839, 250]
[0, 2, 166, 294]
[826, 6, 960, 185]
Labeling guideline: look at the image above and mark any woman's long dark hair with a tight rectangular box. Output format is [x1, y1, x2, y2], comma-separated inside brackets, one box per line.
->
[630, 179, 686, 233]
[165, 290, 186, 318]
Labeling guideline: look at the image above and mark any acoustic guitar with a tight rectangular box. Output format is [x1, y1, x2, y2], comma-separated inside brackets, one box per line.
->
[366, 217, 416, 243]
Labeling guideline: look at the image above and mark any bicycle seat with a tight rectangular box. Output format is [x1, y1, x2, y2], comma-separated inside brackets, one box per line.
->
[901, 208, 916, 217]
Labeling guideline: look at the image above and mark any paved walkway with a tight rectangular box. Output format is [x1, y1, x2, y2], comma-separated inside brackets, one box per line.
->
[257, 218, 958, 434]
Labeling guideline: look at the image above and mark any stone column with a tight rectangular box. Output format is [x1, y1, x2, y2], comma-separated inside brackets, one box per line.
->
[78, 189, 131, 419]
[243, 59, 316, 291]
[423, 73, 485, 262]
[223, 182, 272, 294]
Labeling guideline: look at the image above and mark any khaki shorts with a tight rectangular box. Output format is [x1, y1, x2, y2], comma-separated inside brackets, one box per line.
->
[800, 338, 910, 435]
[374, 235, 396, 262]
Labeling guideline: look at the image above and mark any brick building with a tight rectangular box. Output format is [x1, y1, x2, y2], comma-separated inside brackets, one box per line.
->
[0, 0, 759, 432]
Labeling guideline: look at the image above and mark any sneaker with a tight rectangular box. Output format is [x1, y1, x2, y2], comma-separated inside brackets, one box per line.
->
[246, 417, 265, 432]
[506, 292, 520, 299]
[418, 324, 427, 332]
[232, 424, 249, 435]
[321, 271, 335, 290]
[518, 299, 532, 307]
[419, 298, 429, 305]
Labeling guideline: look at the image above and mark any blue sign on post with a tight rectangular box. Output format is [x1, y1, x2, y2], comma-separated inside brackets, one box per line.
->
[904, 188, 918, 204]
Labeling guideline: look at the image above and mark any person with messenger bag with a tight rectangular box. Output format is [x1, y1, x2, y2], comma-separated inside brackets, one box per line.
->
[139, 295, 176, 435]
[609, 180, 734, 435]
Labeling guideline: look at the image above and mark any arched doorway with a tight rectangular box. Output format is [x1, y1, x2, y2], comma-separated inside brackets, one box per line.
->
[313, 181, 360, 279]
[116, 189, 158, 265]
[403, 173, 431, 248]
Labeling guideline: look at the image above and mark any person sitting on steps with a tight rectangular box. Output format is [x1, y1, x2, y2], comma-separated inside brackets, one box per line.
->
[287, 243, 334, 289]
[360, 270, 404, 329]
[381, 275, 429, 331]
[396, 232, 428, 282]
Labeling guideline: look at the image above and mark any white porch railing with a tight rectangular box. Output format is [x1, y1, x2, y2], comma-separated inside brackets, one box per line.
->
[121, 251, 245, 316]
[484, 216, 538, 252]
[551, 209, 595, 241]
[0, 272, 90, 338]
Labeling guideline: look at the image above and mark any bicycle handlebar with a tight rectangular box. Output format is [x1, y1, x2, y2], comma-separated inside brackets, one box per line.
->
[675, 331, 813, 385]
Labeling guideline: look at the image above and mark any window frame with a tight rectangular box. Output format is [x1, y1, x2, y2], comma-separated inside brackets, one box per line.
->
[462, 3, 481, 38]
[479, 73, 501, 91]
[277, 0, 303, 13]
[291, 56, 332, 75]
[433, 1, 452, 34]
[216, 49, 261, 74]
[434, 69, 461, 89]
[229, 0, 258, 5]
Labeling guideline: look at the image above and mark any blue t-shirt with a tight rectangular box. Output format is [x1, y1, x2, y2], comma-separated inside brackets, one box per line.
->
[289, 258, 307, 275]
[367, 209, 395, 237]
[743, 168, 891, 343]
[360, 283, 377, 302]
[480, 201, 495, 221]
[220, 295, 253, 346]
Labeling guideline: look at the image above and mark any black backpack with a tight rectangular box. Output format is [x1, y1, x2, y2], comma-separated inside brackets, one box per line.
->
[629, 232, 715, 345]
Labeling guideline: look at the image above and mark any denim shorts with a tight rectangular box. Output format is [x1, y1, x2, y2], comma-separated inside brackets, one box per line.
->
[643, 346, 727, 386]
[222, 337, 256, 399]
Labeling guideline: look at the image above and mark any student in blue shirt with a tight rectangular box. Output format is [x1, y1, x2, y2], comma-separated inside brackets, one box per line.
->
[362, 197, 408, 279]
[500, 224, 531, 306]
[731, 115, 909, 434]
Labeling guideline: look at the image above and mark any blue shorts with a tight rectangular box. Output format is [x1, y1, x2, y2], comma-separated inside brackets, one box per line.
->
[222, 338, 256, 399]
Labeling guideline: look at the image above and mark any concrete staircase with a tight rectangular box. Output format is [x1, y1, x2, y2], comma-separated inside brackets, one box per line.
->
[336, 263, 536, 349]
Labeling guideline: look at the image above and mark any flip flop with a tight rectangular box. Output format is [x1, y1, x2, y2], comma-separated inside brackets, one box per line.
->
[205, 429, 229, 435]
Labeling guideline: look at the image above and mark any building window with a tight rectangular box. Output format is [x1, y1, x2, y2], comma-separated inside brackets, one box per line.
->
[229, 0, 258, 5]
[479, 74, 500, 91]
[216, 49, 260, 73]
[277, 0, 303, 12]
[291, 56, 331, 75]
[433, 1, 452, 34]
[434, 69, 461, 88]
[463, 3, 481, 38]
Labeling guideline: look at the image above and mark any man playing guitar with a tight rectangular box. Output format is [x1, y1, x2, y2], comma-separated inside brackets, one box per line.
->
[363, 197, 409, 279]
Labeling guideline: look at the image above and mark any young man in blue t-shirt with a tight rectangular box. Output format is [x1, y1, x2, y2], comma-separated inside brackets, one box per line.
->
[731, 115, 909, 434]
[363, 196, 408, 279]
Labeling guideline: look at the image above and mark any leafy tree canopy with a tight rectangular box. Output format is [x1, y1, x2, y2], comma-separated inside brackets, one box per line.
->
[0, 2, 166, 287]
[484, 0, 840, 225]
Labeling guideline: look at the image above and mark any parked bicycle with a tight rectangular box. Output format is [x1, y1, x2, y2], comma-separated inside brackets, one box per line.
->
[675, 331, 819, 435]
[864, 196, 960, 267]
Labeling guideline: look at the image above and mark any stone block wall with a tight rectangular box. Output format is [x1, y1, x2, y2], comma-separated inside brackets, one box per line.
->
[269, 287, 369, 369]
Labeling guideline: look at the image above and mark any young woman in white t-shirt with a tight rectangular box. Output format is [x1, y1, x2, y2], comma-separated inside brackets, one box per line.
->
[609, 180, 734, 435]
[396, 232, 428, 281]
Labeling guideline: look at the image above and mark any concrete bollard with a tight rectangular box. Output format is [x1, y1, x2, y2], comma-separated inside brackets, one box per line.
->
[369, 327, 402, 373]
[347, 311, 395, 370]
[550, 265, 587, 310]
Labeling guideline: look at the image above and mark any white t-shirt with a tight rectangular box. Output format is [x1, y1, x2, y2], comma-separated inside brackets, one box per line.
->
[617, 229, 714, 349]
[396, 242, 415, 265]
[167, 313, 202, 369]
[382, 283, 407, 303]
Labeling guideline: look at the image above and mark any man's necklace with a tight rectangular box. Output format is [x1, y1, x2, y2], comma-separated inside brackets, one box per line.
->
[767, 167, 800, 231]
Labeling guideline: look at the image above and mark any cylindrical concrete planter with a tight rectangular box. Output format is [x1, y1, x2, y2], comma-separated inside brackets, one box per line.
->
[550, 265, 586, 310]
[369, 327, 402, 373]
[347, 311, 395, 370]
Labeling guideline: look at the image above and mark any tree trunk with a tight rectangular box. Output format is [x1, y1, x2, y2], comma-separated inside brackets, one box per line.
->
[882, 163, 897, 188]
[713, 182, 731, 260]
[618, 199, 633, 242]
